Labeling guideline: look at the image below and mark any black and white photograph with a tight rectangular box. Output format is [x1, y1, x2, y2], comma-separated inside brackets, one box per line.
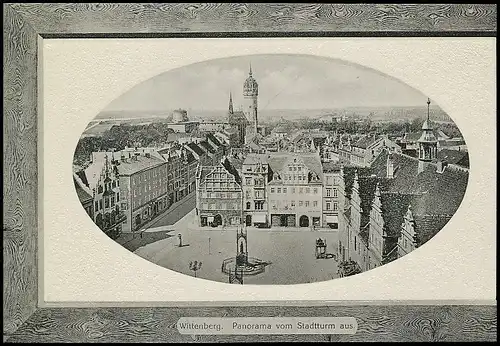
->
[4, 3, 496, 343]
[72, 54, 469, 285]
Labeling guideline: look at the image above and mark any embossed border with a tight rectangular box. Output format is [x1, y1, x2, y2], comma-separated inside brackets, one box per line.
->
[3, 3, 497, 342]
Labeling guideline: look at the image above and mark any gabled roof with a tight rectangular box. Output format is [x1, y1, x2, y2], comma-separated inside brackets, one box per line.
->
[437, 149, 469, 167]
[353, 135, 381, 149]
[199, 140, 216, 154]
[228, 111, 248, 124]
[116, 155, 165, 176]
[73, 174, 93, 204]
[370, 150, 468, 216]
[186, 142, 205, 156]
[207, 133, 222, 147]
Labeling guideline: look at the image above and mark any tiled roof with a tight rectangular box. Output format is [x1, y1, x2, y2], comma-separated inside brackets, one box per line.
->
[371, 150, 468, 216]
[207, 133, 222, 147]
[358, 176, 379, 229]
[413, 214, 451, 247]
[342, 166, 357, 201]
[73, 175, 93, 203]
[228, 111, 248, 124]
[322, 161, 342, 173]
[75, 170, 89, 188]
[437, 149, 469, 167]
[116, 155, 165, 176]
[199, 141, 216, 154]
[354, 135, 380, 149]
[186, 142, 205, 156]
[439, 139, 466, 147]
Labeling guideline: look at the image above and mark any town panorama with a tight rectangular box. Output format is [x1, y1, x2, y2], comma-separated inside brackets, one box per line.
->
[73, 62, 469, 285]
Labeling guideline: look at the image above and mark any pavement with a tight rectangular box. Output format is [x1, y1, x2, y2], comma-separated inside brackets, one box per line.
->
[134, 209, 340, 285]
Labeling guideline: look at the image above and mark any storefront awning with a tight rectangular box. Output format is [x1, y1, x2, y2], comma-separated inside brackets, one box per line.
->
[326, 215, 338, 224]
[253, 214, 267, 223]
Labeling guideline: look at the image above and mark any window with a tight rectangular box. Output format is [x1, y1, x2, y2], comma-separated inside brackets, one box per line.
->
[313, 188, 318, 194]
[333, 189, 338, 198]
[333, 202, 338, 211]
[298, 166, 302, 171]
[292, 187, 296, 193]
[105, 197, 109, 208]
[246, 202, 251, 210]
[283, 187, 287, 193]
[313, 201, 318, 207]
[289, 167, 292, 171]
[305, 201, 310, 207]
[95, 201, 99, 211]
[298, 175, 302, 181]
[277, 188, 281, 193]
[354, 236, 357, 251]
[299, 188, 303, 194]
[299, 201, 303, 207]
[326, 202, 331, 210]
[326, 189, 332, 197]
[306, 187, 310, 194]
[271, 188, 275, 193]
[111, 196, 115, 205]
[245, 177, 252, 185]
[291, 200, 295, 207]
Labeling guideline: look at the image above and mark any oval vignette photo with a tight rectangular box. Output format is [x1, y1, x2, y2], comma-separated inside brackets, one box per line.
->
[72, 54, 469, 285]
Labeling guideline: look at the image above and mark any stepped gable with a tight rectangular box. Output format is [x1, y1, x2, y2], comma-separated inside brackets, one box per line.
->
[342, 166, 357, 201]
[221, 157, 241, 185]
[379, 192, 414, 263]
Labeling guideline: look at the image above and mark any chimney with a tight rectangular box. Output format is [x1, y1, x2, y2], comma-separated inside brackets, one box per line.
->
[436, 160, 448, 173]
[417, 160, 427, 174]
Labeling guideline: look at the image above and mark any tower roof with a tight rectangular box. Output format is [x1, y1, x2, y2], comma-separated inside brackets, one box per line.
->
[243, 63, 258, 95]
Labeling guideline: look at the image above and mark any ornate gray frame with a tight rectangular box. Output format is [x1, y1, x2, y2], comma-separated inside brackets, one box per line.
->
[3, 3, 497, 342]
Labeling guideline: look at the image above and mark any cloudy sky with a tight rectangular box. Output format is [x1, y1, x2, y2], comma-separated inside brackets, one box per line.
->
[104, 54, 429, 112]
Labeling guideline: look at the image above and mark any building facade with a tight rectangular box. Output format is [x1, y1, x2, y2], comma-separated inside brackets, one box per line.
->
[241, 154, 270, 227]
[118, 152, 168, 233]
[196, 159, 243, 227]
[322, 162, 342, 229]
[267, 153, 323, 228]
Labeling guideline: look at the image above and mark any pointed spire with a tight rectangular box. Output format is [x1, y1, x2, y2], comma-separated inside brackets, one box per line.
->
[427, 97, 431, 122]
[249, 63, 252, 76]
[228, 91, 233, 114]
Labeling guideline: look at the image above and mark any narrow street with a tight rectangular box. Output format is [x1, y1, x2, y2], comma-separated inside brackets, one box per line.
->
[140, 192, 196, 231]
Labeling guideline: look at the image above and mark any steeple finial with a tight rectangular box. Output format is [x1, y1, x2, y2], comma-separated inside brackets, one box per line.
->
[427, 97, 431, 122]
[249, 63, 252, 76]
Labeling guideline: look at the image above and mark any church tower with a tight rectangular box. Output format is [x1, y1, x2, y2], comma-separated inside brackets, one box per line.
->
[417, 98, 438, 173]
[228, 91, 234, 118]
[243, 63, 259, 137]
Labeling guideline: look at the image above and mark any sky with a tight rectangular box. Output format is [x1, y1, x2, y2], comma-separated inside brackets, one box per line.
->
[103, 54, 430, 112]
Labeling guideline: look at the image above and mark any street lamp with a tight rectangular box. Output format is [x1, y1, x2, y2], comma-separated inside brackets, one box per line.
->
[189, 260, 202, 278]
